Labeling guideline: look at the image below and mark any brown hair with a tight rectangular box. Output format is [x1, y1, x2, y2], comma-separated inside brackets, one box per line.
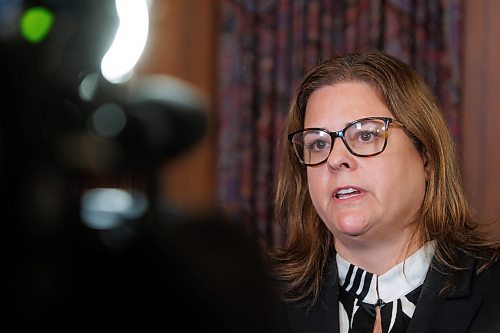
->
[272, 51, 499, 306]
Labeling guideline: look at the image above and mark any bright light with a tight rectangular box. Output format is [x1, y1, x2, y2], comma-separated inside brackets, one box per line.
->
[101, 0, 149, 83]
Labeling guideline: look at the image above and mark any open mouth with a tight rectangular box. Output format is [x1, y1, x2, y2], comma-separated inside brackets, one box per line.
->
[334, 187, 361, 200]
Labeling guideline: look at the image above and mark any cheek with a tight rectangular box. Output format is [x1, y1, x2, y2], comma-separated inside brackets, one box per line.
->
[306, 169, 327, 204]
[377, 158, 427, 211]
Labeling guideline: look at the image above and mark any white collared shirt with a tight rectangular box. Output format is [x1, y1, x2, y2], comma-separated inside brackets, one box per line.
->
[336, 241, 435, 333]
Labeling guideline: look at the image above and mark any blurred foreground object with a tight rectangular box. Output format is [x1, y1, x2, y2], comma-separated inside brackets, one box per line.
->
[1, 1, 286, 331]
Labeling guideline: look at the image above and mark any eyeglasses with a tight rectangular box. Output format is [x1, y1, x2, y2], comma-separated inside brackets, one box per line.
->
[288, 117, 404, 166]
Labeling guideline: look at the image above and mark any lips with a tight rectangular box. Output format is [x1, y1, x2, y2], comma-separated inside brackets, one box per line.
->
[333, 186, 362, 200]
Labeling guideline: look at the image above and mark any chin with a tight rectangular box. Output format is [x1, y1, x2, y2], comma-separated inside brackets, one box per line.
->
[336, 227, 367, 238]
[328, 216, 370, 238]
[341, 230, 365, 237]
[327, 223, 367, 239]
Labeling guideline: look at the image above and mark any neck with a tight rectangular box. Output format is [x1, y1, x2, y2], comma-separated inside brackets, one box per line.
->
[333, 228, 423, 275]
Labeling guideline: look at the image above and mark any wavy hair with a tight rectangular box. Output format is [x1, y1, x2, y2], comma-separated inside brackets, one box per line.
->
[272, 51, 499, 306]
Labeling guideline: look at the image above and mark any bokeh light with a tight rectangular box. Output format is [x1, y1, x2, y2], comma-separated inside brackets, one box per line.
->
[20, 6, 54, 43]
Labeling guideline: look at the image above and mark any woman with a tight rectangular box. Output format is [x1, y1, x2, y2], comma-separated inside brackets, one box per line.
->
[272, 51, 500, 333]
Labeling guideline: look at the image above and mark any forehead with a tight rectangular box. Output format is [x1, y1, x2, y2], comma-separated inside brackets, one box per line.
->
[304, 82, 392, 129]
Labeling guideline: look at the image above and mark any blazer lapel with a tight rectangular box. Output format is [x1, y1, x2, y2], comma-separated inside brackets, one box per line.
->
[407, 253, 482, 333]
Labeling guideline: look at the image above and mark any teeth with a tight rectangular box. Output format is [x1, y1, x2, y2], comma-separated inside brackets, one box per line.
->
[337, 188, 356, 195]
[335, 187, 360, 200]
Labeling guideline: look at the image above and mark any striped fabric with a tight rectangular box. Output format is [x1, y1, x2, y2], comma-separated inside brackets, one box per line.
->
[336, 242, 435, 332]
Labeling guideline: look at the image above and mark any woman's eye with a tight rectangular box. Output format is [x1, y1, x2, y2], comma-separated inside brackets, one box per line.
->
[306, 139, 329, 151]
[359, 131, 374, 142]
[355, 130, 380, 143]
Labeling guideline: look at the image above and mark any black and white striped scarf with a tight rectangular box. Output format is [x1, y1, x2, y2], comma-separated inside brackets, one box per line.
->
[337, 242, 435, 333]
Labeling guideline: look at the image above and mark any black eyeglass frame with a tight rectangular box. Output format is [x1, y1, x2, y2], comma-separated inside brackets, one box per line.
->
[288, 116, 405, 166]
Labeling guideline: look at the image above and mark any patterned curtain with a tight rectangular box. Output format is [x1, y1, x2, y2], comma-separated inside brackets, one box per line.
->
[216, 0, 463, 247]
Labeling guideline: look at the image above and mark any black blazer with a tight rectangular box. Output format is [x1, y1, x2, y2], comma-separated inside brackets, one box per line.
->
[284, 251, 500, 333]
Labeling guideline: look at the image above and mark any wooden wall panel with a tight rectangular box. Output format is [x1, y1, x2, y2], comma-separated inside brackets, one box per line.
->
[463, 0, 500, 237]
[137, 0, 219, 214]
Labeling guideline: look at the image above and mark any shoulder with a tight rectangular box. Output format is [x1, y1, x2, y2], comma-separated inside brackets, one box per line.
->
[471, 258, 500, 297]
[411, 251, 500, 332]
[436, 248, 500, 296]
[421, 247, 500, 308]
[281, 255, 340, 333]
[467, 259, 500, 331]
[460, 248, 500, 293]
[446, 251, 500, 320]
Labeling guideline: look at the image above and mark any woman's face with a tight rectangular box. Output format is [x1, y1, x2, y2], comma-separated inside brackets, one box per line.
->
[304, 82, 428, 252]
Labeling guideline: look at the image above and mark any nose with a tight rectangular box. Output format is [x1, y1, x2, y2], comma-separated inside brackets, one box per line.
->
[326, 137, 355, 171]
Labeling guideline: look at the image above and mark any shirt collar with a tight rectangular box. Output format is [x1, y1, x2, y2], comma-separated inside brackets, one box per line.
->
[336, 241, 435, 304]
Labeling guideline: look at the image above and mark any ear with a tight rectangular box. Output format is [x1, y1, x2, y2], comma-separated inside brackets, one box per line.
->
[421, 148, 431, 181]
